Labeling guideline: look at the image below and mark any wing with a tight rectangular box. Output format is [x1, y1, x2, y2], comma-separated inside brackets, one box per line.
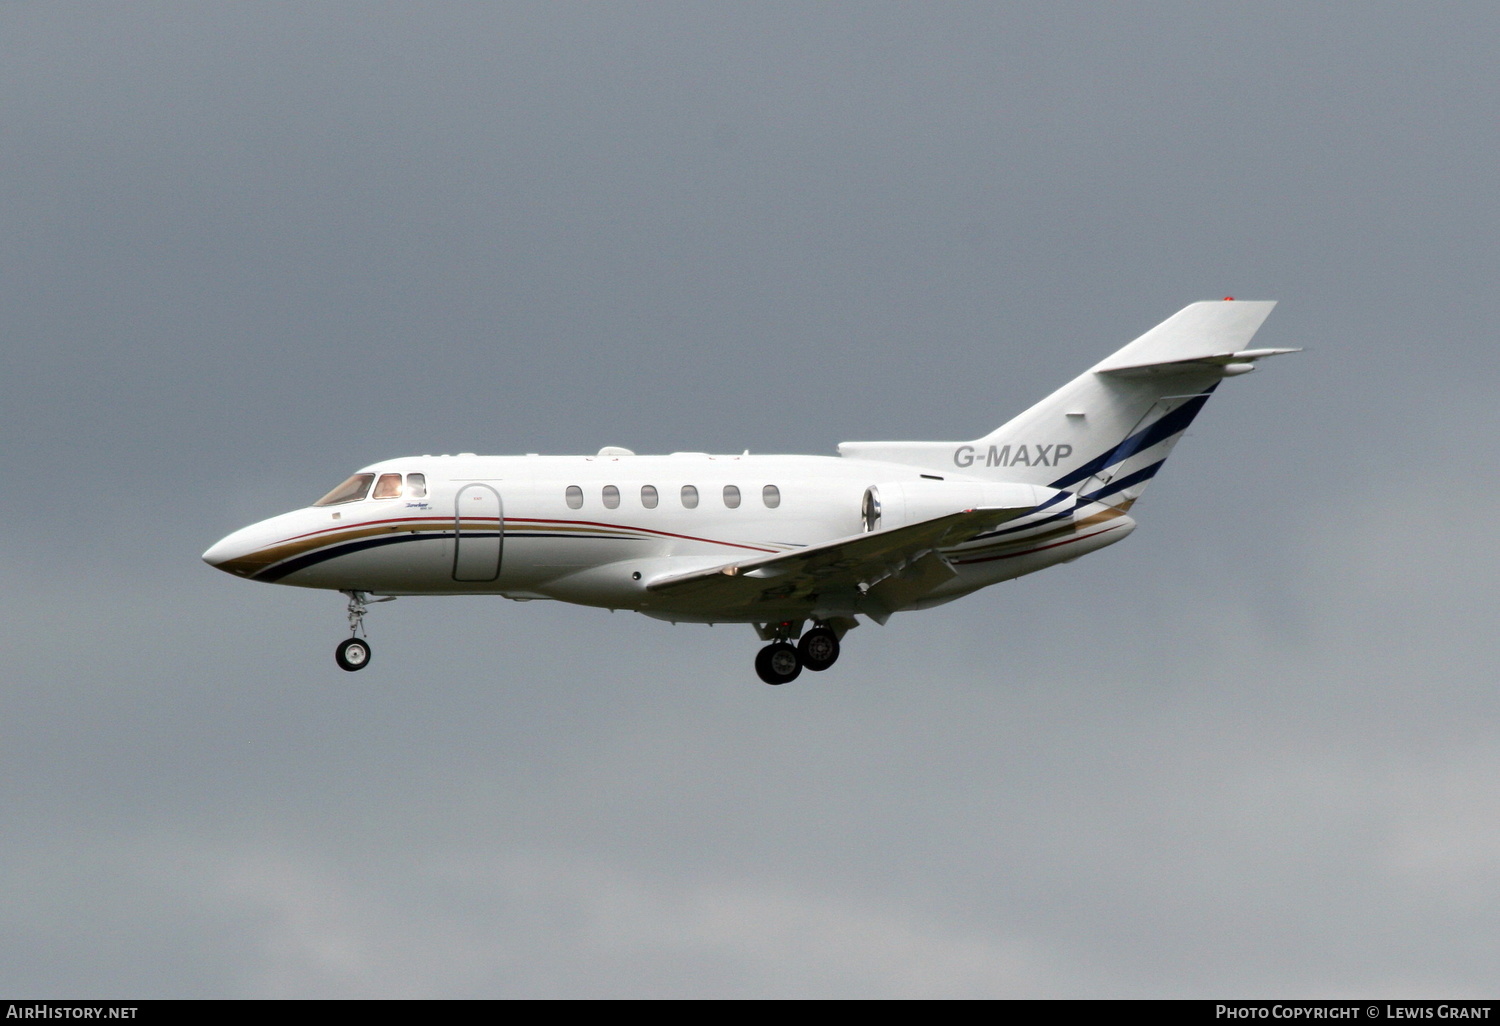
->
[644, 506, 1032, 623]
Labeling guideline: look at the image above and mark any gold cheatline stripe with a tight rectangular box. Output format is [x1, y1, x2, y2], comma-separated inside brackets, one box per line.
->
[216, 519, 452, 577]
[220, 518, 682, 577]
[510, 523, 639, 536]
[221, 515, 799, 578]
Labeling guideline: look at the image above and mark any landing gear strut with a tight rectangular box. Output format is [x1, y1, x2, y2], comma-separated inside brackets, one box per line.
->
[336, 590, 394, 672]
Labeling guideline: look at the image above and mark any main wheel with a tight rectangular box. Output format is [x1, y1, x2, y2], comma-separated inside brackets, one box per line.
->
[754, 642, 802, 685]
[798, 627, 840, 671]
[336, 637, 372, 672]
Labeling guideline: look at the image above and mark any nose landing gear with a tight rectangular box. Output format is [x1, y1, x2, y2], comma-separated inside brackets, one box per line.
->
[336, 590, 395, 672]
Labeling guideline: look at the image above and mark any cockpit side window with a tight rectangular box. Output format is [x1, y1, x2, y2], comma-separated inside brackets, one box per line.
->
[406, 473, 427, 499]
[313, 473, 375, 507]
[372, 473, 403, 500]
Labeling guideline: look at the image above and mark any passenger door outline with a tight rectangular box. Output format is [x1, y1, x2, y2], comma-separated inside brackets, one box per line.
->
[452, 483, 503, 582]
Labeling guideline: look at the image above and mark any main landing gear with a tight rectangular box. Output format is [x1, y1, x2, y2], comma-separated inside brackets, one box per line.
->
[753, 622, 843, 685]
[754, 642, 801, 685]
[336, 590, 395, 672]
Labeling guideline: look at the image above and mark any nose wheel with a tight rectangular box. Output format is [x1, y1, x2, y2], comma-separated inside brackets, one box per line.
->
[336, 590, 394, 672]
[336, 636, 371, 671]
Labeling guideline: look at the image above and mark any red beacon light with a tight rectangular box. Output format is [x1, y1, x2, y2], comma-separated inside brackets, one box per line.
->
[1223, 296, 1234, 301]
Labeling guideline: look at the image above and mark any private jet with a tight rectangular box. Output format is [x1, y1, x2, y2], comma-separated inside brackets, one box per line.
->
[203, 299, 1294, 684]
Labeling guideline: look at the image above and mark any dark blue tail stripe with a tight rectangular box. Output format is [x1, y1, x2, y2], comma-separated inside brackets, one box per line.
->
[970, 491, 1081, 541]
[1049, 385, 1217, 492]
[1077, 459, 1166, 505]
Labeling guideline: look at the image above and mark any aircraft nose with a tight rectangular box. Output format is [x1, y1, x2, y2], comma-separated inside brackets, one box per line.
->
[202, 523, 264, 577]
[201, 536, 233, 568]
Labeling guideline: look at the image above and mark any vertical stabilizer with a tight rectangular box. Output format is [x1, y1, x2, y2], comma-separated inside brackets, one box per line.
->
[963, 300, 1283, 507]
[840, 300, 1292, 507]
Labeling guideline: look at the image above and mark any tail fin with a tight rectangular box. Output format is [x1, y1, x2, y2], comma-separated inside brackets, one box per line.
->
[972, 299, 1288, 506]
[839, 300, 1295, 508]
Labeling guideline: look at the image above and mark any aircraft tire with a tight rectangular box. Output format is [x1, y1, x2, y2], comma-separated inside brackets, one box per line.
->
[755, 642, 802, 685]
[336, 637, 372, 672]
[798, 628, 840, 672]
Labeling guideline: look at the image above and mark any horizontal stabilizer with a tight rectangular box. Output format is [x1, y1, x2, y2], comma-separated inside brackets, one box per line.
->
[1091, 300, 1279, 374]
[1097, 346, 1301, 378]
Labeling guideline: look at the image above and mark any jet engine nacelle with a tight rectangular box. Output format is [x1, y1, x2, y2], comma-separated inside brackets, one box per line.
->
[861, 479, 1062, 533]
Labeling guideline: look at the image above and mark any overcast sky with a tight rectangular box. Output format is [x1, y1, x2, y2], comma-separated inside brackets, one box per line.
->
[3, 1, 1498, 998]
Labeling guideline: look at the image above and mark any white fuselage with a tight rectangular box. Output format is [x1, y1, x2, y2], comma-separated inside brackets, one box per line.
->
[201, 300, 1288, 680]
[203, 451, 1136, 624]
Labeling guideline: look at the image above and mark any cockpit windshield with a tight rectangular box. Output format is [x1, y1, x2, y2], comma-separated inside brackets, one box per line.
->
[313, 473, 375, 507]
[372, 473, 403, 500]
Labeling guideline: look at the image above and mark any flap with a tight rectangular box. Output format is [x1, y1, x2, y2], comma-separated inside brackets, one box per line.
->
[644, 505, 1033, 616]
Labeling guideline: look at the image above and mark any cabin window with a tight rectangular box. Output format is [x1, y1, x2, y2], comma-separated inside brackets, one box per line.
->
[406, 473, 427, 499]
[762, 484, 781, 508]
[313, 473, 375, 507]
[565, 485, 584, 509]
[681, 485, 699, 509]
[723, 484, 741, 509]
[641, 484, 659, 509]
[602, 484, 621, 509]
[372, 473, 403, 500]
